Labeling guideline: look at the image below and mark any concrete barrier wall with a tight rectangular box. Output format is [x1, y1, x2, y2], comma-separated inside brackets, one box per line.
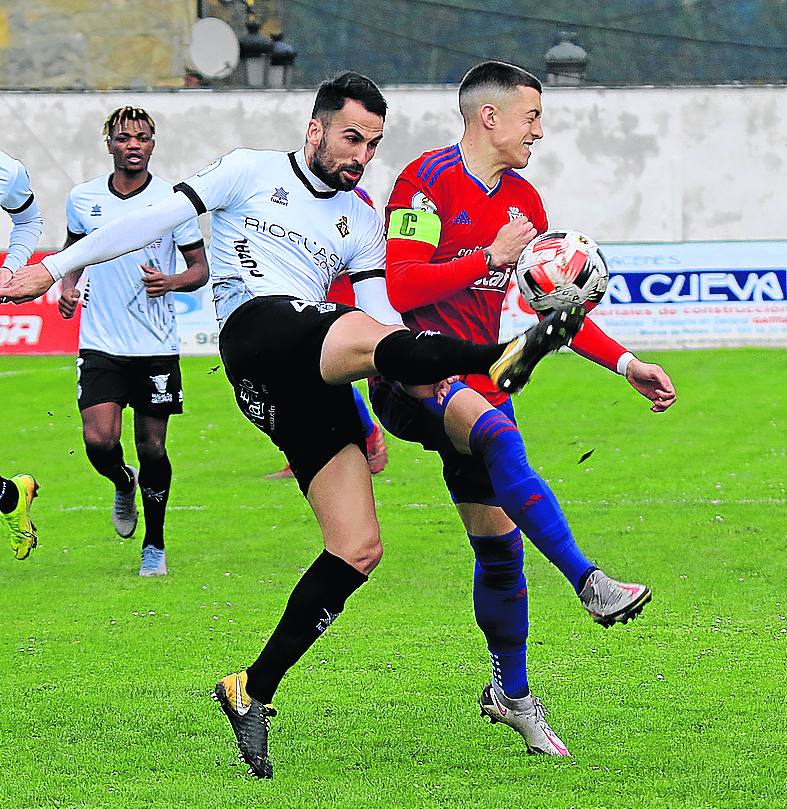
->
[0, 84, 785, 249]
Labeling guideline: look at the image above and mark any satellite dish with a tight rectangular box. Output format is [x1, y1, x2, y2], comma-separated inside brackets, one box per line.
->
[187, 17, 240, 79]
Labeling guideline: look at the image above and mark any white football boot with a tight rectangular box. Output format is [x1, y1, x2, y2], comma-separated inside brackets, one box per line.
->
[112, 465, 138, 538]
[579, 569, 652, 627]
[480, 683, 571, 756]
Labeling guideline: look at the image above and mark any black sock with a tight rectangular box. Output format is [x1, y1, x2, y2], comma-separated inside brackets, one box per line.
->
[139, 453, 172, 550]
[373, 330, 505, 385]
[85, 443, 134, 491]
[245, 550, 368, 704]
[0, 476, 19, 514]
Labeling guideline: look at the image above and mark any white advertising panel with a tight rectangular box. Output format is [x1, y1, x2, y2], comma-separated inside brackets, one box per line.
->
[501, 241, 787, 350]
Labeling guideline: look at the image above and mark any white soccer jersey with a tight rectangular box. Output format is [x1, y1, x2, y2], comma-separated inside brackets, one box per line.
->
[177, 148, 386, 330]
[0, 150, 34, 212]
[67, 174, 202, 356]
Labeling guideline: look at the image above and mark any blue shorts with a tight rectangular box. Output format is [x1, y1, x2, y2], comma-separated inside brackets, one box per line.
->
[369, 377, 515, 505]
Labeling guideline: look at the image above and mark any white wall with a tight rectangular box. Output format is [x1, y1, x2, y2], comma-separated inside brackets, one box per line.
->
[1, 84, 785, 249]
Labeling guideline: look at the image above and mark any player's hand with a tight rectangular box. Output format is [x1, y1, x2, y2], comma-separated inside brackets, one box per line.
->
[434, 376, 460, 405]
[402, 377, 460, 404]
[58, 287, 81, 319]
[0, 263, 55, 304]
[487, 217, 538, 268]
[625, 359, 677, 412]
[140, 264, 173, 298]
[0, 267, 12, 288]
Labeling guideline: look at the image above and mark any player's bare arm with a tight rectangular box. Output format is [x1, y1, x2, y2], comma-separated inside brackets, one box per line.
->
[141, 243, 209, 298]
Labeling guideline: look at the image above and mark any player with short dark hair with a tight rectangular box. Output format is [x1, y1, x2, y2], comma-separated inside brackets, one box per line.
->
[2, 71, 583, 777]
[376, 60, 677, 755]
[56, 106, 209, 576]
[0, 149, 44, 559]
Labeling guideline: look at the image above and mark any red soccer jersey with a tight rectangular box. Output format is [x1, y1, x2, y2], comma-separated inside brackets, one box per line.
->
[386, 144, 628, 404]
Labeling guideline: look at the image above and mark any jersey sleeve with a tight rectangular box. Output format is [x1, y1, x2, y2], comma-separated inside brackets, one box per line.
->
[175, 149, 254, 215]
[385, 172, 488, 313]
[172, 216, 203, 249]
[0, 157, 34, 213]
[570, 313, 629, 372]
[65, 189, 86, 238]
[345, 205, 385, 280]
[345, 204, 403, 326]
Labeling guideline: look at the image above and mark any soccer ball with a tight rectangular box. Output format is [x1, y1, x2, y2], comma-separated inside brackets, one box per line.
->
[515, 230, 609, 312]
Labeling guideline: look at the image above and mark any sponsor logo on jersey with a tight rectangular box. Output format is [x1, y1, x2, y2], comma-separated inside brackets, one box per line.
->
[90, 204, 102, 217]
[411, 191, 437, 214]
[233, 237, 259, 270]
[271, 187, 289, 206]
[471, 266, 513, 292]
[242, 217, 342, 273]
[335, 215, 350, 238]
[508, 206, 524, 221]
[452, 209, 472, 225]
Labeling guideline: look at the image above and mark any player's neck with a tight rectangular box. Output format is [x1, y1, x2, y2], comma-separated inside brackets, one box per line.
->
[459, 137, 506, 189]
[110, 169, 150, 197]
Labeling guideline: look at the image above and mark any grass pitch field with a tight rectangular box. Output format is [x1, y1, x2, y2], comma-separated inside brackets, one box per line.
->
[1, 349, 785, 809]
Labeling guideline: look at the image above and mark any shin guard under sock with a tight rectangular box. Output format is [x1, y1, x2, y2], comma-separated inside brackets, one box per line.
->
[86, 443, 134, 492]
[469, 528, 530, 698]
[470, 409, 594, 592]
[139, 453, 172, 550]
[245, 550, 368, 703]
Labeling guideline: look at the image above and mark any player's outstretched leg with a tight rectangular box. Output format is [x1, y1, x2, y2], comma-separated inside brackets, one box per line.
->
[578, 569, 652, 627]
[0, 474, 39, 560]
[480, 683, 571, 756]
[489, 305, 585, 394]
[212, 671, 277, 778]
[466, 406, 652, 625]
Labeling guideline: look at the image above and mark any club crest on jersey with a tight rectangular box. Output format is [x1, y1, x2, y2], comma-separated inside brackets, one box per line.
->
[271, 187, 289, 206]
[411, 191, 437, 214]
[335, 215, 350, 238]
[90, 204, 102, 217]
[508, 206, 524, 221]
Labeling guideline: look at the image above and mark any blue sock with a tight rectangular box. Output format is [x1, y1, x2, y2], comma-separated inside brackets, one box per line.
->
[469, 408, 594, 593]
[469, 528, 529, 699]
[352, 386, 375, 438]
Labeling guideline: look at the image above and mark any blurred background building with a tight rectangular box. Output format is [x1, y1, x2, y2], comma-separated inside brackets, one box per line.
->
[0, 0, 784, 90]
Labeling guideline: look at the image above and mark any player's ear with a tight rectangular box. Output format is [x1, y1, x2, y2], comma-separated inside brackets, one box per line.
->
[480, 103, 497, 130]
[306, 117, 324, 147]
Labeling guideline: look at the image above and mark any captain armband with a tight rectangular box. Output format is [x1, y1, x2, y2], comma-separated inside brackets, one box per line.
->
[387, 208, 441, 247]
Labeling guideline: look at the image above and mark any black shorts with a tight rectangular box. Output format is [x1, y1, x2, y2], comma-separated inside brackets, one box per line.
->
[76, 350, 184, 416]
[369, 376, 516, 505]
[219, 296, 366, 495]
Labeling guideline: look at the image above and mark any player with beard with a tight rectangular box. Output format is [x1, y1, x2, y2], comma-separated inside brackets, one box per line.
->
[56, 107, 209, 576]
[374, 61, 677, 756]
[1, 72, 583, 777]
[0, 150, 43, 559]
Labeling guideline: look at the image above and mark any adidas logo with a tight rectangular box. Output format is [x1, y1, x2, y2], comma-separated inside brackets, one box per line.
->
[452, 209, 471, 224]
